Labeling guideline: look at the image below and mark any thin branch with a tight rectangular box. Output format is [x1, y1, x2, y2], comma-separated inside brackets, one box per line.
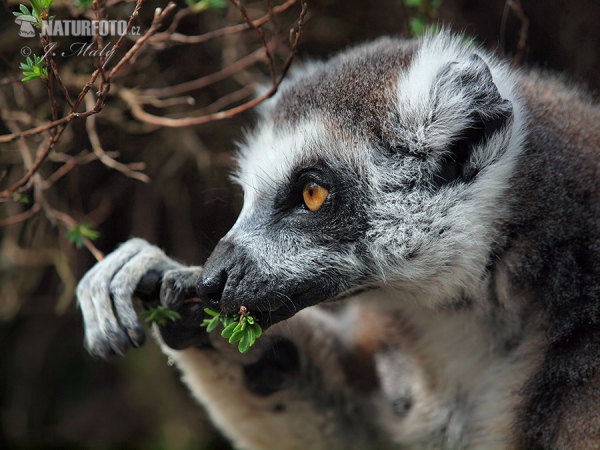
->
[123, 0, 307, 128]
[42, 205, 105, 261]
[154, 0, 297, 45]
[43, 151, 120, 189]
[0, 0, 173, 199]
[232, 0, 276, 84]
[0, 204, 41, 227]
[108, 3, 177, 79]
[197, 84, 255, 115]
[84, 93, 150, 183]
[506, 0, 529, 66]
[139, 42, 273, 99]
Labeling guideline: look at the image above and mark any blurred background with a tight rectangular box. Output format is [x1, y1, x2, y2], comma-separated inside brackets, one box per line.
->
[1, 0, 599, 448]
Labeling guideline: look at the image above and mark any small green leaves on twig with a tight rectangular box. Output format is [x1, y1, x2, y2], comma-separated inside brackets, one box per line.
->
[14, 0, 54, 24]
[140, 305, 182, 327]
[65, 222, 99, 249]
[201, 306, 263, 353]
[20, 55, 48, 83]
[13, 5, 37, 22]
[185, 0, 227, 13]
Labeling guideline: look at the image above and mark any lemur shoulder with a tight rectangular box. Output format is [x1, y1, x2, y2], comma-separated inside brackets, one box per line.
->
[77, 33, 600, 449]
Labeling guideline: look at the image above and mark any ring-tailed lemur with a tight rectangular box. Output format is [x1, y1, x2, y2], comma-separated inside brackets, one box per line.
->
[76, 33, 600, 449]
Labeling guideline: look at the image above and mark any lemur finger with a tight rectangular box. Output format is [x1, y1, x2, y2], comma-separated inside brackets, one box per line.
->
[77, 238, 151, 357]
[160, 266, 203, 310]
[109, 246, 182, 348]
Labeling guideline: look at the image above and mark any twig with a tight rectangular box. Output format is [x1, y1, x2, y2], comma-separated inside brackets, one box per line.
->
[84, 93, 150, 183]
[506, 0, 529, 66]
[0, 0, 173, 199]
[154, 0, 297, 45]
[42, 205, 105, 261]
[139, 42, 273, 99]
[0, 204, 41, 227]
[196, 84, 255, 115]
[232, 0, 276, 84]
[123, 0, 307, 128]
[43, 151, 119, 189]
[108, 3, 177, 79]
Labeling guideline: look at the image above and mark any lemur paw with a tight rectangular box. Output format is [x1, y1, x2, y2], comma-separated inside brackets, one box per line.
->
[77, 238, 183, 358]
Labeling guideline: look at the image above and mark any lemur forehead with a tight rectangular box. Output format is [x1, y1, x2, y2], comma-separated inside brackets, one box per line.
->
[235, 117, 372, 201]
[269, 37, 417, 135]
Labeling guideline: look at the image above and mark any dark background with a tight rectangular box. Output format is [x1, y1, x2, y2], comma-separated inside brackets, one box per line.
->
[1, 0, 599, 448]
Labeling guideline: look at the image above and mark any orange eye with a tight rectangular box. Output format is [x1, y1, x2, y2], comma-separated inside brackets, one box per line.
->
[302, 182, 329, 212]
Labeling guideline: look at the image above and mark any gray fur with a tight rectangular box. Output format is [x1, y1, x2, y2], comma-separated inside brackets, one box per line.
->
[77, 33, 600, 449]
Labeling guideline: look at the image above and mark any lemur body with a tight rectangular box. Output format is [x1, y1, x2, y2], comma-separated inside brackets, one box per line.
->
[77, 34, 600, 449]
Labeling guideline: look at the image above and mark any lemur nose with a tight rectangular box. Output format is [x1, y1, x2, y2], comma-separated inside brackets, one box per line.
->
[197, 270, 227, 307]
[197, 240, 235, 308]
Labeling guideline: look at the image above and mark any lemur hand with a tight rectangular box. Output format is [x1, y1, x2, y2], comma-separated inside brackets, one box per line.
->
[77, 238, 206, 358]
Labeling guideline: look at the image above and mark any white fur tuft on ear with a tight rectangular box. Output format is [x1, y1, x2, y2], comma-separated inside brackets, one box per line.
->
[395, 32, 524, 158]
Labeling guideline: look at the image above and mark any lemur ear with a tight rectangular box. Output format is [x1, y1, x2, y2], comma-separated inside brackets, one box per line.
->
[435, 54, 513, 130]
[427, 54, 514, 187]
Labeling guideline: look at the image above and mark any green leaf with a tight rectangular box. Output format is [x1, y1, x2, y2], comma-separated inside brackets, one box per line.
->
[221, 321, 238, 339]
[185, 0, 227, 12]
[250, 322, 262, 339]
[238, 332, 253, 353]
[21, 4, 30, 14]
[205, 315, 220, 333]
[29, 0, 42, 21]
[203, 307, 220, 317]
[228, 327, 245, 344]
[65, 223, 99, 248]
[221, 315, 235, 327]
[141, 305, 181, 327]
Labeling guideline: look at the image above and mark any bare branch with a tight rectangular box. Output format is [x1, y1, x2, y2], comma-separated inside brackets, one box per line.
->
[154, 0, 297, 45]
[84, 93, 150, 182]
[139, 43, 272, 99]
[506, 0, 529, 66]
[122, 0, 307, 128]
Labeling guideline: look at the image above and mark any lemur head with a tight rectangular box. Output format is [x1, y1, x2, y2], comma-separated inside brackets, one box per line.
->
[197, 33, 526, 325]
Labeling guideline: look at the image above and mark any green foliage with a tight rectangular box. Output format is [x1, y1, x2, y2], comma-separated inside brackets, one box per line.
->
[401, 0, 442, 36]
[12, 192, 31, 204]
[140, 305, 182, 327]
[201, 307, 263, 353]
[20, 55, 48, 82]
[14, 0, 54, 24]
[185, 0, 227, 13]
[13, 4, 37, 23]
[64, 222, 99, 248]
[73, 0, 94, 8]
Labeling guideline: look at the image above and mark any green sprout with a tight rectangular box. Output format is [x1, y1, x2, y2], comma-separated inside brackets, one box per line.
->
[65, 222, 99, 249]
[20, 55, 48, 82]
[201, 306, 262, 353]
[13, 4, 38, 23]
[140, 305, 182, 327]
[16, 0, 54, 24]
[185, 0, 227, 13]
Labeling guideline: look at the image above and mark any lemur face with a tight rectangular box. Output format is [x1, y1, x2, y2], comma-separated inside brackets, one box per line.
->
[197, 34, 524, 324]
